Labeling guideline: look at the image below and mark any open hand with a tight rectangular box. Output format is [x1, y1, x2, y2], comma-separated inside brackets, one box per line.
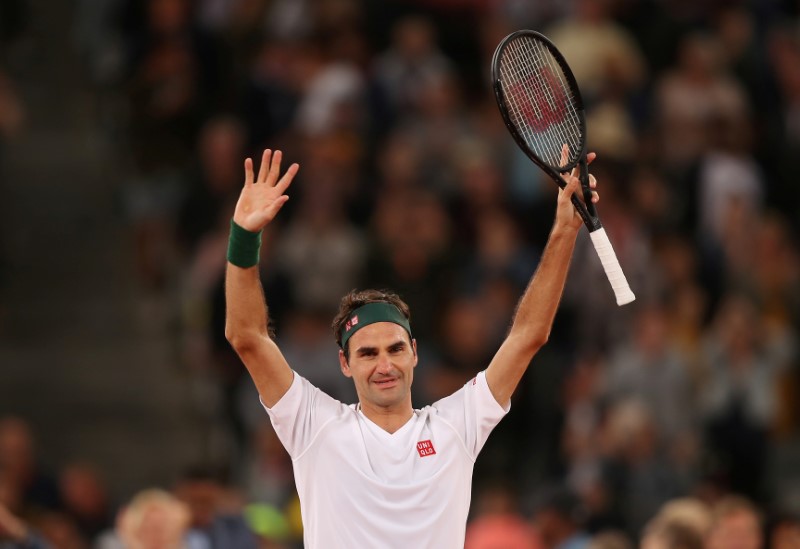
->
[233, 149, 299, 232]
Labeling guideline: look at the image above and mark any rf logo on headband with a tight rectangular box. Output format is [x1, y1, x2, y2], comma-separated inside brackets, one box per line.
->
[345, 315, 359, 332]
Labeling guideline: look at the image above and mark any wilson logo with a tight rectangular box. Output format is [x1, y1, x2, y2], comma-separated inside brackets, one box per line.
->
[509, 66, 567, 132]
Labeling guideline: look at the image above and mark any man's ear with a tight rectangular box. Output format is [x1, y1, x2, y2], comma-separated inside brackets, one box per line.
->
[412, 339, 418, 368]
[339, 349, 352, 378]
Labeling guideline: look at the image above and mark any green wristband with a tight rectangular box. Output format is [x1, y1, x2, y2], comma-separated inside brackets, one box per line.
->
[227, 219, 262, 268]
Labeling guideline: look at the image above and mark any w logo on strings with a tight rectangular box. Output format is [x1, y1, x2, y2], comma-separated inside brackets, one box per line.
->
[510, 66, 567, 133]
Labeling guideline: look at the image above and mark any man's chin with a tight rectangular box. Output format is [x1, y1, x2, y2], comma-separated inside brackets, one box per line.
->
[368, 388, 407, 408]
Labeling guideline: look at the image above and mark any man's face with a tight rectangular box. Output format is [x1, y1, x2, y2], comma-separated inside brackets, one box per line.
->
[339, 322, 417, 411]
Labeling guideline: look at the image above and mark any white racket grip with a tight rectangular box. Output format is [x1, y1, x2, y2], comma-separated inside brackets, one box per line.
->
[589, 228, 636, 306]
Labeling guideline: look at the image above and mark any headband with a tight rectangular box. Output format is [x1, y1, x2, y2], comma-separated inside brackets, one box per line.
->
[339, 302, 413, 350]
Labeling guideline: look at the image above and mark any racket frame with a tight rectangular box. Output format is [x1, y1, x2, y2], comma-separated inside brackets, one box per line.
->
[491, 29, 600, 232]
[491, 29, 636, 306]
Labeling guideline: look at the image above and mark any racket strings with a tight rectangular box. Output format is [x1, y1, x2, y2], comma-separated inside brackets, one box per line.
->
[499, 37, 583, 168]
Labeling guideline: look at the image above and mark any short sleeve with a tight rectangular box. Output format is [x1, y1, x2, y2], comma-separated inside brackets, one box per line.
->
[262, 372, 347, 458]
[430, 370, 509, 460]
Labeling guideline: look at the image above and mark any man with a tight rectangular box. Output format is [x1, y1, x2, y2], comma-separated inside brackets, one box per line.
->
[532, 486, 591, 549]
[225, 148, 599, 547]
[705, 496, 763, 549]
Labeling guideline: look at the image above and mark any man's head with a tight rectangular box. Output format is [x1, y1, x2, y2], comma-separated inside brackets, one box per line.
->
[332, 290, 417, 411]
[332, 289, 412, 360]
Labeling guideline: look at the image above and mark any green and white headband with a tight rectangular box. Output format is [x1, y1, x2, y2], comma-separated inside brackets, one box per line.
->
[340, 302, 413, 349]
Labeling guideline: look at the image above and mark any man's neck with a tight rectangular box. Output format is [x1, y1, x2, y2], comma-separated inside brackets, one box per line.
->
[358, 401, 414, 434]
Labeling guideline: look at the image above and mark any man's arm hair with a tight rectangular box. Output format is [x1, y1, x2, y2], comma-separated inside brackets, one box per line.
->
[225, 150, 298, 408]
[484, 224, 577, 407]
[225, 263, 293, 407]
[484, 169, 589, 408]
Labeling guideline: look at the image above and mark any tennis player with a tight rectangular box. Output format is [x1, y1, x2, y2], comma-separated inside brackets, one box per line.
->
[225, 148, 598, 548]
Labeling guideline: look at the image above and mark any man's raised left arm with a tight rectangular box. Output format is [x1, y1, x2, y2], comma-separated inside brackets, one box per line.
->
[485, 154, 598, 407]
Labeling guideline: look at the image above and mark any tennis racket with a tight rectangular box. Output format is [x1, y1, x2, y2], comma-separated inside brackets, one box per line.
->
[491, 30, 635, 306]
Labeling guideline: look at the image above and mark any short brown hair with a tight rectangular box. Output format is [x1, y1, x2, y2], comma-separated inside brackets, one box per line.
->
[332, 289, 411, 356]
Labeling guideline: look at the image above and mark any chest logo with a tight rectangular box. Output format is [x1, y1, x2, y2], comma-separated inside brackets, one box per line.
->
[416, 440, 436, 457]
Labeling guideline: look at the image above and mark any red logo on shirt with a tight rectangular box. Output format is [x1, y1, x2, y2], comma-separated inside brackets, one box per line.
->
[345, 315, 359, 332]
[417, 440, 436, 457]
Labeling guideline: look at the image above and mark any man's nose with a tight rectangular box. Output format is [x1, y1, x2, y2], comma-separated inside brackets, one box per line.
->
[376, 353, 393, 373]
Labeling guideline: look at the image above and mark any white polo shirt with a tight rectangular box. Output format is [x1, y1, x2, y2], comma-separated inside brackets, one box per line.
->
[264, 370, 509, 548]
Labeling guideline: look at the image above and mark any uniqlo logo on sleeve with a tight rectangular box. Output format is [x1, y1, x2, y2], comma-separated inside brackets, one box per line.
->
[416, 440, 436, 457]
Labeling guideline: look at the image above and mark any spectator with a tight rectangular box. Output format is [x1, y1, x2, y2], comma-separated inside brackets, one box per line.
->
[602, 303, 696, 445]
[465, 484, 543, 549]
[599, 399, 687, 537]
[531, 486, 591, 549]
[640, 519, 703, 549]
[172, 468, 258, 549]
[372, 16, 454, 118]
[700, 294, 786, 499]
[653, 32, 749, 175]
[767, 511, 800, 549]
[96, 489, 193, 549]
[639, 497, 711, 549]
[58, 463, 112, 541]
[0, 503, 51, 549]
[178, 115, 247, 256]
[236, 423, 296, 515]
[705, 495, 763, 549]
[273, 135, 368, 313]
[545, 0, 646, 105]
[587, 531, 632, 549]
[0, 417, 60, 514]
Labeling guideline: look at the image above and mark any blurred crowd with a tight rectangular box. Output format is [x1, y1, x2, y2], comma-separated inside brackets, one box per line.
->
[2, 0, 800, 547]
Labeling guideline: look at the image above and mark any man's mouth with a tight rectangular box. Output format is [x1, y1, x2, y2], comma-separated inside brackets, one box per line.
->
[373, 377, 398, 388]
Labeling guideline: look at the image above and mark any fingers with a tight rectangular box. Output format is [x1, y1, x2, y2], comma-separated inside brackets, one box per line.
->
[560, 173, 599, 204]
[560, 172, 581, 201]
[275, 162, 300, 193]
[589, 173, 599, 203]
[263, 195, 290, 218]
[244, 158, 254, 186]
[267, 150, 283, 185]
[256, 149, 272, 183]
[556, 145, 600, 204]
[249, 149, 296, 188]
[559, 144, 569, 171]
[244, 148, 299, 197]
[558, 144, 585, 180]
[252, 149, 292, 186]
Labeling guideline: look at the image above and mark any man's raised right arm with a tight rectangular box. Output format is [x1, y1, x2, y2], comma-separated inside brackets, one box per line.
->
[225, 149, 299, 407]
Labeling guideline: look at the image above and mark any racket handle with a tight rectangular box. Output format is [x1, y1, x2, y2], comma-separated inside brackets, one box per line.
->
[589, 228, 636, 306]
